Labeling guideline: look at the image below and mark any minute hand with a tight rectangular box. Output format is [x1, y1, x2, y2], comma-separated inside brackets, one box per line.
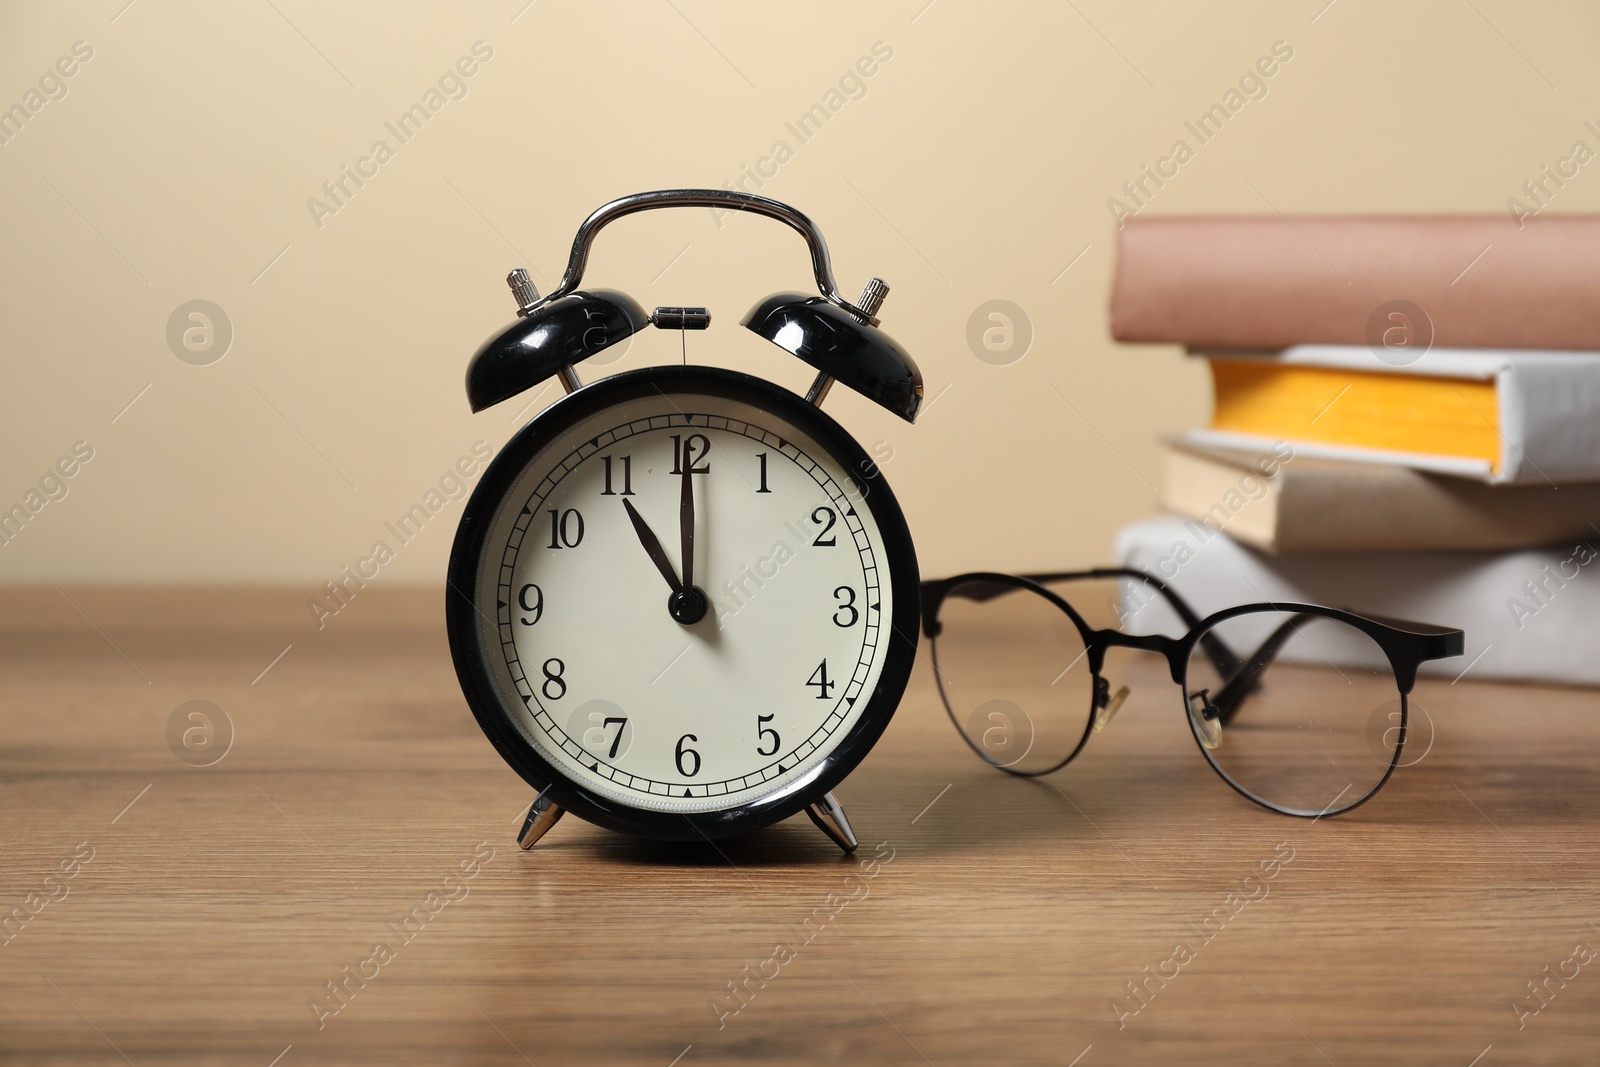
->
[622, 499, 682, 593]
[679, 458, 696, 590]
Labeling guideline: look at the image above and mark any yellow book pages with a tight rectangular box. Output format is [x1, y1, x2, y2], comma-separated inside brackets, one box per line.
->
[1208, 360, 1501, 470]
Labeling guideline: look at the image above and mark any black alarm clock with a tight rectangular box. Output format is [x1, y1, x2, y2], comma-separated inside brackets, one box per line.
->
[446, 189, 923, 853]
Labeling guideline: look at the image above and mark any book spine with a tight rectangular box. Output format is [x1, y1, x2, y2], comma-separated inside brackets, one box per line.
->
[1500, 359, 1600, 484]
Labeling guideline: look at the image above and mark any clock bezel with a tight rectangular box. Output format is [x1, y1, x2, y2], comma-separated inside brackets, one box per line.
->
[446, 365, 920, 842]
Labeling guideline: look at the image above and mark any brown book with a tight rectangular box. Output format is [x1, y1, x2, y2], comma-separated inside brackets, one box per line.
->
[1163, 437, 1600, 553]
[1111, 215, 1600, 351]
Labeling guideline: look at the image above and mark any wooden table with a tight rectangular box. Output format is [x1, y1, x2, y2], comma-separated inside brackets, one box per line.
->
[2, 586, 1597, 1065]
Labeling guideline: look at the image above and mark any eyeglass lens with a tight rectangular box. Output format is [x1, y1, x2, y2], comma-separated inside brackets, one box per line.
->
[930, 581, 1096, 776]
[1183, 610, 1404, 816]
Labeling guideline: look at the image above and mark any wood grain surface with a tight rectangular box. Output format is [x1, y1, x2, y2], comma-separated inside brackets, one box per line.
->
[2, 585, 1598, 1065]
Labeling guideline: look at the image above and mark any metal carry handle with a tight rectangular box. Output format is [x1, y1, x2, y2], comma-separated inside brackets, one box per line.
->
[532, 189, 862, 316]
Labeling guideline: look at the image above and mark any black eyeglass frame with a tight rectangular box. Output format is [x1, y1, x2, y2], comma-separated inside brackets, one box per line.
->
[919, 568, 1465, 818]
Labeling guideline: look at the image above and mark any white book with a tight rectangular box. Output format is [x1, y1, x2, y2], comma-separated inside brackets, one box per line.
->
[1113, 515, 1600, 686]
[1188, 345, 1600, 485]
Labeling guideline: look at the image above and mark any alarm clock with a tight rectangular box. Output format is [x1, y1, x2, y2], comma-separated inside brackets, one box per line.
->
[445, 189, 924, 853]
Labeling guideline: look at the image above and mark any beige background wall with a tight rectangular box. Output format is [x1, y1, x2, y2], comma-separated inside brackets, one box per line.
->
[2, 0, 1597, 584]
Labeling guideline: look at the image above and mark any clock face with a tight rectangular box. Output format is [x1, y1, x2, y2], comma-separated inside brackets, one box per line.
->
[448, 367, 919, 838]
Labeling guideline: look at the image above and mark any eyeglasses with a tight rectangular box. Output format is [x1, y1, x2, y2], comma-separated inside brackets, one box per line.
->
[919, 568, 1464, 818]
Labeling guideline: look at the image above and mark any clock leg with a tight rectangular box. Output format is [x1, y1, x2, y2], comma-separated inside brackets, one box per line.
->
[805, 791, 859, 854]
[517, 793, 565, 850]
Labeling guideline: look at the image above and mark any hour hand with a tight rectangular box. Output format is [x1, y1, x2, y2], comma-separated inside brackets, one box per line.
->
[622, 498, 682, 593]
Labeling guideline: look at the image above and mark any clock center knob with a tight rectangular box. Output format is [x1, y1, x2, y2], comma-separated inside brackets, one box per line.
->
[667, 587, 709, 626]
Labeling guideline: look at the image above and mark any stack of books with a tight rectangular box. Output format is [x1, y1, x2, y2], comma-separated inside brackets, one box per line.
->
[1108, 215, 1600, 685]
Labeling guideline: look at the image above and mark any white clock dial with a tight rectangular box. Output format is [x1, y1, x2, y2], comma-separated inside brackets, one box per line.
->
[474, 389, 894, 814]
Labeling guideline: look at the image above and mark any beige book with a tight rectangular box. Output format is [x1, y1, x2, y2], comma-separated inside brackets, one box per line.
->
[1163, 436, 1600, 553]
[1111, 215, 1600, 351]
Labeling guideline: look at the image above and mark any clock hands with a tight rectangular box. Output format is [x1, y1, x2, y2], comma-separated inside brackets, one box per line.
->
[622, 498, 683, 594]
[619, 458, 709, 626]
[671, 449, 710, 623]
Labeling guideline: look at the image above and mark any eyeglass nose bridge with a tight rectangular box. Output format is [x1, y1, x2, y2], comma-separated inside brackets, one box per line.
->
[1091, 628, 1189, 684]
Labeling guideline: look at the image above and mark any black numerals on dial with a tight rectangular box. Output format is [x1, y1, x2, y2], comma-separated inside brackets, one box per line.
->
[811, 506, 837, 546]
[517, 583, 544, 626]
[600, 455, 634, 496]
[675, 734, 701, 777]
[600, 717, 627, 758]
[541, 658, 567, 700]
[546, 508, 585, 549]
[670, 433, 710, 475]
[832, 586, 859, 627]
[756, 714, 781, 756]
[806, 659, 835, 700]
[511, 425, 878, 792]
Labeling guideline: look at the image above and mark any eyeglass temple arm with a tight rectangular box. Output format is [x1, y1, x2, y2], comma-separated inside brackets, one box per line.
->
[1015, 568, 1243, 679]
[1359, 613, 1465, 646]
[1209, 613, 1314, 726]
[1345, 612, 1465, 692]
[1209, 610, 1464, 725]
